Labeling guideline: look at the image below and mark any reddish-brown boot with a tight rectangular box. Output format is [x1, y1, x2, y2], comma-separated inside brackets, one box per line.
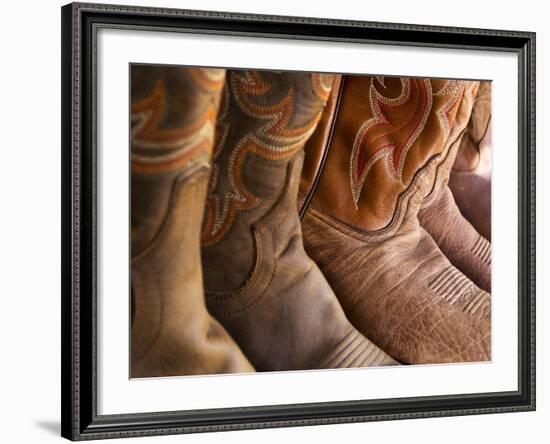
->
[301, 76, 490, 364]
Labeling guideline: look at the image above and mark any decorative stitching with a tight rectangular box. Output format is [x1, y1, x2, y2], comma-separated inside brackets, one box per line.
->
[429, 265, 475, 305]
[305, 152, 439, 242]
[316, 330, 384, 369]
[202, 72, 329, 245]
[205, 226, 277, 317]
[205, 155, 303, 314]
[471, 235, 492, 265]
[331, 332, 365, 368]
[205, 227, 266, 301]
[422, 81, 479, 207]
[131, 77, 219, 174]
[435, 80, 465, 137]
[428, 265, 490, 318]
[314, 329, 356, 367]
[350, 77, 434, 207]
[462, 290, 491, 317]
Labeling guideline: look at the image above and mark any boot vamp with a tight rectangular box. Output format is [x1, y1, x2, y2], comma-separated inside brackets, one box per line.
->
[302, 207, 491, 365]
[132, 263, 255, 378]
[132, 169, 254, 377]
[206, 222, 396, 371]
[419, 185, 491, 292]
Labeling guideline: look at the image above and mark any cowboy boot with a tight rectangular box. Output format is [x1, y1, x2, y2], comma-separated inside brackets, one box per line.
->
[131, 65, 254, 377]
[417, 81, 491, 292]
[201, 70, 396, 371]
[447, 81, 492, 241]
[300, 76, 490, 364]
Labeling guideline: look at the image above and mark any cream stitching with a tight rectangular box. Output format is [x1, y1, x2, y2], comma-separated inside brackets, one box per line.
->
[350, 77, 433, 208]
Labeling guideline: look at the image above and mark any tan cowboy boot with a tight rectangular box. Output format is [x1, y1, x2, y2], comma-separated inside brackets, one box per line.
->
[417, 81, 491, 292]
[301, 76, 490, 364]
[201, 70, 396, 371]
[131, 65, 254, 378]
[447, 81, 492, 241]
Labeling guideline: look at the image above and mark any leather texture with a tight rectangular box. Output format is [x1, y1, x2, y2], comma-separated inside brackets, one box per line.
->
[201, 70, 397, 371]
[131, 65, 254, 377]
[308, 76, 470, 231]
[418, 81, 491, 292]
[301, 76, 491, 364]
[448, 81, 492, 241]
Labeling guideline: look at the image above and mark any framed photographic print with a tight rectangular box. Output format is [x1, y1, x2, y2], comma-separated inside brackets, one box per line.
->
[61, 2, 536, 440]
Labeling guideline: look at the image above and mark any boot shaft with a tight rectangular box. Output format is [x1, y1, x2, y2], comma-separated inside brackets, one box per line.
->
[131, 65, 225, 255]
[201, 70, 335, 291]
[301, 76, 479, 235]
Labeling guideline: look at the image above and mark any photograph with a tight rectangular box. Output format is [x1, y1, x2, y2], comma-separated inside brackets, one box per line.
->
[1, 0, 544, 442]
[58, 2, 536, 439]
[130, 65, 492, 378]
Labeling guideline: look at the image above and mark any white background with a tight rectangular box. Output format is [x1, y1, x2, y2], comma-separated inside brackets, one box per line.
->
[0, 0, 546, 443]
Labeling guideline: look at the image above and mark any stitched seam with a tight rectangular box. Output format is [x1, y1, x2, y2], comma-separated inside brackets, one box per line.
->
[205, 230, 265, 300]
[204, 154, 300, 312]
[132, 162, 209, 263]
[315, 329, 356, 366]
[330, 333, 365, 368]
[312, 328, 356, 368]
[317, 330, 359, 368]
[351, 342, 378, 368]
[471, 235, 491, 265]
[429, 266, 480, 311]
[209, 258, 277, 318]
[305, 151, 444, 241]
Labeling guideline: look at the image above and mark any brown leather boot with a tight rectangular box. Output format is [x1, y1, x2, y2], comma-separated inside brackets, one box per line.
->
[301, 76, 490, 364]
[201, 70, 396, 371]
[131, 65, 254, 378]
[417, 81, 491, 292]
[448, 81, 492, 241]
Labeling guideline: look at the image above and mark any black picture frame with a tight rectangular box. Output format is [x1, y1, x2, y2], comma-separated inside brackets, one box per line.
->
[61, 2, 536, 440]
